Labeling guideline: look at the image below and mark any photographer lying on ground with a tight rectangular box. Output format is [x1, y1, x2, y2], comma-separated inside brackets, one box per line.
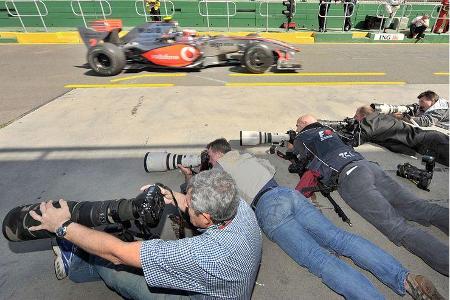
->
[394, 90, 449, 128]
[290, 114, 449, 277]
[353, 105, 449, 166]
[28, 169, 262, 299]
[179, 138, 445, 300]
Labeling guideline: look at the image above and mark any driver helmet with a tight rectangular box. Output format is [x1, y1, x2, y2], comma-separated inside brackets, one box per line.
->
[182, 29, 197, 37]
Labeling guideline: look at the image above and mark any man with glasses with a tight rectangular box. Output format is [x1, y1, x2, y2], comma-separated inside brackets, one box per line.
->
[29, 169, 262, 299]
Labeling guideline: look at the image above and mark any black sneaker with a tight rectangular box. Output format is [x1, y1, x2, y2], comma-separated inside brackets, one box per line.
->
[52, 238, 76, 280]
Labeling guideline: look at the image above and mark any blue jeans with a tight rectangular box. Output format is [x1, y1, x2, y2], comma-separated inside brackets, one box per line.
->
[255, 187, 408, 300]
[68, 250, 189, 300]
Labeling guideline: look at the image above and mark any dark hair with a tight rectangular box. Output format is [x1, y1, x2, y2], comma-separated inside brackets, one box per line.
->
[207, 138, 231, 154]
[357, 105, 375, 117]
[417, 90, 439, 103]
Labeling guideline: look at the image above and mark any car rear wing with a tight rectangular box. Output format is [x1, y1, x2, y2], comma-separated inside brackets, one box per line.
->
[78, 19, 123, 48]
[90, 19, 123, 32]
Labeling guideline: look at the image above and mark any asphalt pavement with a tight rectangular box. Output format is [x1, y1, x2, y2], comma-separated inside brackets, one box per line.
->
[0, 43, 448, 127]
[0, 42, 448, 300]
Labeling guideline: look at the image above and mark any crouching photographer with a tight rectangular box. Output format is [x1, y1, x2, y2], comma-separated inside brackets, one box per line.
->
[3, 169, 262, 299]
[292, 114, 449, 276]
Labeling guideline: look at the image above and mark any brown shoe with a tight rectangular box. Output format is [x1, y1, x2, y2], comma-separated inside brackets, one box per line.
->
[406, 274, 446, 300]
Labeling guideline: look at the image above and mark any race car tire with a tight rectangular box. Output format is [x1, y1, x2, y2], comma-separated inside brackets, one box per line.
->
[242, 44, 273, 74]
[87, 42, 126, 76]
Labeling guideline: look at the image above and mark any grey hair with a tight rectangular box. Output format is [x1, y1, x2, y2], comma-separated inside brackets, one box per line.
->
[187, 168, 239, 223]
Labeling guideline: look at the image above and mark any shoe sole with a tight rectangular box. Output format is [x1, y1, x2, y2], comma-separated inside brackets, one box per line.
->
[407, 275, 445, 300]
[52, 244, 68, 280]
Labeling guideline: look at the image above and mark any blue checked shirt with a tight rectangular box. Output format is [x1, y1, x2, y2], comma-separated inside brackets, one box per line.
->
[140, 199, 262, 299]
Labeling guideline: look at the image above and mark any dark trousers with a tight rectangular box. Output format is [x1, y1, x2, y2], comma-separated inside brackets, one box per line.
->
[318, 1, 331, 30]
[338, 160, 449, 276]
[417, 130, 449, 166]
[410, 24, 427, 38]
[343, 1, 355, 30]
[150, 8, 161, 21]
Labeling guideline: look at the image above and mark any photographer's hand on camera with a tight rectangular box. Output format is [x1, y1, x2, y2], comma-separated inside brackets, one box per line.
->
[29, 199, 71, 233]
[28, 198, 142, 267]
[161, 187, 188, 212]
[178, 164, 193, 181]
[141, 184, 188, 212]
[286, 142, 294, 151]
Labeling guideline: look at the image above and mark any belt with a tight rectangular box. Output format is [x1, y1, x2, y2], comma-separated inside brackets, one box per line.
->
[251, 187, 275, 211]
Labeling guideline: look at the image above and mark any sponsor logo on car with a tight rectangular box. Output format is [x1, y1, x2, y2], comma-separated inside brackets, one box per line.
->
[151, 54, 180, 60]
[143, 44, 201, 67]
[180, 46, 197, 61]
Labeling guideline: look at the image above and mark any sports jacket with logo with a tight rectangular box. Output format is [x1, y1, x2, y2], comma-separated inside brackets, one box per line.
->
[293, 122, 364, 185]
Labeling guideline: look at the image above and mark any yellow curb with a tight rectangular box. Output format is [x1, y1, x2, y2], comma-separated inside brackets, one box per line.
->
[2, 30, 316, 44]
[0, 32, 18, 39]
[15, 32, 81, 44]
[352, 32, 369, 38]
[198, 31, 315, 44]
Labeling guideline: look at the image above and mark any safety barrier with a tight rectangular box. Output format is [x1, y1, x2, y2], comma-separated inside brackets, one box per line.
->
[318, 1, 356, 32]
[70, 0, 112, 28]
[0, 0, 447, 35]
[5, 0, 48, 32]
[376, 2, 412, 32]
[258, 0, 296, 32]
[198, 0, 237, 31]
[134, 0, 175, 22]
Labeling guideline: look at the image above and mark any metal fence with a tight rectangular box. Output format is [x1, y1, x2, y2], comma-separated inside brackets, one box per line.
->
[5, 0, 48, 32]
[3, 0, 448, 34]
[70, 0, 112, 28]
[198, 0, 237, 31]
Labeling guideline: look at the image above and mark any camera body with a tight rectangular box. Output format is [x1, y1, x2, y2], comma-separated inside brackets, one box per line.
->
[2, 185, 165, 242]
[370, 103, 419, 116]
[396, 155, 435, 191]
[318, 117, 357, 146]
[319, 117, 356, 132]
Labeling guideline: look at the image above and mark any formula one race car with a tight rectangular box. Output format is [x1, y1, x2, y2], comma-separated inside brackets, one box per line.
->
[78, 19, 301, 76]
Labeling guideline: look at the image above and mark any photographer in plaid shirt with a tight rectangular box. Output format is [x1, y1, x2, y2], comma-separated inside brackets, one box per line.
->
[29, 169, 262, 299]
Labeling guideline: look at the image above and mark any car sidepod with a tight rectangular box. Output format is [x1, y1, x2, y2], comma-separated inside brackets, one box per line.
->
[141, 44, 202, 67]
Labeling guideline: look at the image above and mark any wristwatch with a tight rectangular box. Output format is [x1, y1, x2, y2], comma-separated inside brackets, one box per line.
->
[55, 220, 73, 238]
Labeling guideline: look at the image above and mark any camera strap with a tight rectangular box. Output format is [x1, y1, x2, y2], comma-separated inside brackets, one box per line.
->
[156, 183, 186, 239]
